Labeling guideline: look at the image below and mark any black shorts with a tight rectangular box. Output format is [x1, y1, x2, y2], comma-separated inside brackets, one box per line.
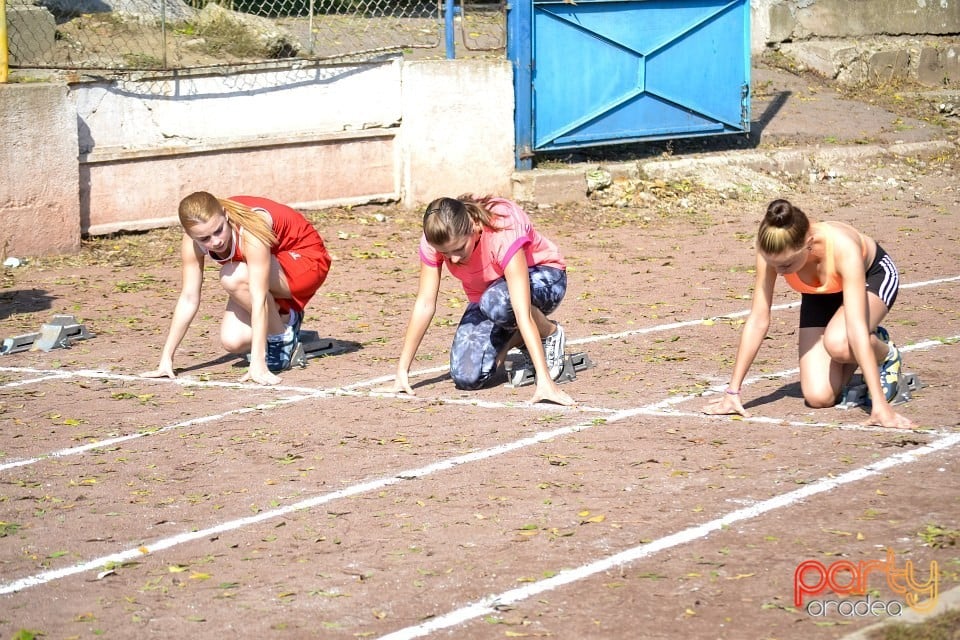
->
[798, 244, 900, 328]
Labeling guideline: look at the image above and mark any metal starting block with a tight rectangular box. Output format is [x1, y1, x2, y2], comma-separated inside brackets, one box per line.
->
[504, 350, 594, 388]
[289, 330, 338, 369]
[1, 315, 95, 354]
[835, 372, 923, 410]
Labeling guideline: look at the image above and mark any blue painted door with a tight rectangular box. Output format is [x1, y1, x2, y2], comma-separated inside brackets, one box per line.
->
[509, 0, 750, 167]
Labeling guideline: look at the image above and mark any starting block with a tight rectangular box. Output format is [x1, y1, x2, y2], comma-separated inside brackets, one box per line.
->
[835, 372, 923, 410]
[504, 350, 595, 388]
[1, 314, 95, 354]
[289, 330, 339, 369]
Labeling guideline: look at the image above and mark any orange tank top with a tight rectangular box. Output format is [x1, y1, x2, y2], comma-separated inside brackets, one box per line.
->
[782, 222, 868, 295]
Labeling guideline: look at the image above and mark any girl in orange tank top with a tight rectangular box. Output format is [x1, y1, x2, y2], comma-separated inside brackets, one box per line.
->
[704, 199, 913, 430]
[782, 222, 868, 295]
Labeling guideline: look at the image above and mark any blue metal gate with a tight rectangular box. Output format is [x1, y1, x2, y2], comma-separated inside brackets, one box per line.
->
[508, 0, 750, 169]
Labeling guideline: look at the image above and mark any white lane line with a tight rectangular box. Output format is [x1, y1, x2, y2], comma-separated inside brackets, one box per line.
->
[376, 432, 960, 640]
[0, 410, 629, 595]
[637, 408, 954, 436]
[0, 367, 330, 396]
[0, 394, 322, 473]
[347, 274, 960, 384]
[571, 273, 960, 346]
[342, 365, 449, 391]
[0, 372, 73, 387]
[901, 275, 960, 289]
[2, 335, 954, 472]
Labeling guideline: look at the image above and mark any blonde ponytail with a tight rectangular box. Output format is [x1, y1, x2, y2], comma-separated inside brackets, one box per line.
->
[178, 191, 276, 248]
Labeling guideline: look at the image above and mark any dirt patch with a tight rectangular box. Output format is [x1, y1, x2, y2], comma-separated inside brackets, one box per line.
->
[1, 140, 959, 639]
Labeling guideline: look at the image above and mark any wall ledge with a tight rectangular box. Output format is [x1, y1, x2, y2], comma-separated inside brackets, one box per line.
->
[80, 126, 397, 164]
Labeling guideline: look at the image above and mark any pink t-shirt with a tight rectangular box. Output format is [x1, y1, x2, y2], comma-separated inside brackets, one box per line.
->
[419, 198, 565, 303]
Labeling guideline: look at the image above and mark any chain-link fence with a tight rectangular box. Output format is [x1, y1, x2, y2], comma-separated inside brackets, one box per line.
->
[5, 0, 505, 71]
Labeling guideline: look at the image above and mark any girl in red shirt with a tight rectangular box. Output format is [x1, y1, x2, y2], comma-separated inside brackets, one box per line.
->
[142, 192, 330, 385]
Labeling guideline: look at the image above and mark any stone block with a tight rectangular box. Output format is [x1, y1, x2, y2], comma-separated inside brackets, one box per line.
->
[917, 45, 960, 86]
[766, 1, 797, 44]
[511, 168, 587, 204]
[866, 49, 912, 85]
[780, 41, 859, 79]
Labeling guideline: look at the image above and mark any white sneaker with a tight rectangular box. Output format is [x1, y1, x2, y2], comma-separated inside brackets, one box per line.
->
[542, 322, 566, 381]
[506, 347, 533, 386]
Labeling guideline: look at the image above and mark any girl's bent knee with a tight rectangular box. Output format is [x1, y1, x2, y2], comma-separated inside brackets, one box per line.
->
[450, 362, 493, 390]
[822, 334, 851, 362]
[451, 373, 487, 391]
[804, 392, 837, 409]
[220, 334, 247, 354]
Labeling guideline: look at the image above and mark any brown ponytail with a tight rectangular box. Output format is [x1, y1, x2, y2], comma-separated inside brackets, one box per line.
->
[422, 194, 503, 246]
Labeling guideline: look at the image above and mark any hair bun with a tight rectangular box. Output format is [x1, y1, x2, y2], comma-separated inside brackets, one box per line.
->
[765, 199, 795, 228]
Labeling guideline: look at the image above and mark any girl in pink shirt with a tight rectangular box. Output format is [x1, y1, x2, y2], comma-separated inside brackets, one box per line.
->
[391, 195, 574, 406]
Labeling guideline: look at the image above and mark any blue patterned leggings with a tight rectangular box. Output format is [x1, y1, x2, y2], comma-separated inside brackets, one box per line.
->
[450, 266, 567, 390]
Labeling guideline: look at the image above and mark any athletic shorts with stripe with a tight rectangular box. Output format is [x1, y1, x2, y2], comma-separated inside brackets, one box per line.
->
[798, 243, 900, 328]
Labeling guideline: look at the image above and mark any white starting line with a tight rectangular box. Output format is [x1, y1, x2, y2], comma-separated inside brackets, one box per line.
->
[2, 334, 954, 473]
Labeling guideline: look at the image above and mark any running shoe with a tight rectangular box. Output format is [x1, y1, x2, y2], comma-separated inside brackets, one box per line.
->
[287, 308, 303, 338]
[265, 325, 299, 373]
[543, 321, 566, 381]
[248, 310, 303, 371]
[875, 325, 890, 345]
[879, 342, 903, 403]
[506, 347, 533, 387]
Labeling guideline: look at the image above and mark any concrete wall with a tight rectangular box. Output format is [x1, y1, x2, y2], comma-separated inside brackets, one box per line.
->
[400, 60, 514, 206]
[752, 0, 960, 85]
[752, 0, 960, 52]
[0, 83, 81, 258]
[74, 62, 405, 235]
[0, 58, 514, 256]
